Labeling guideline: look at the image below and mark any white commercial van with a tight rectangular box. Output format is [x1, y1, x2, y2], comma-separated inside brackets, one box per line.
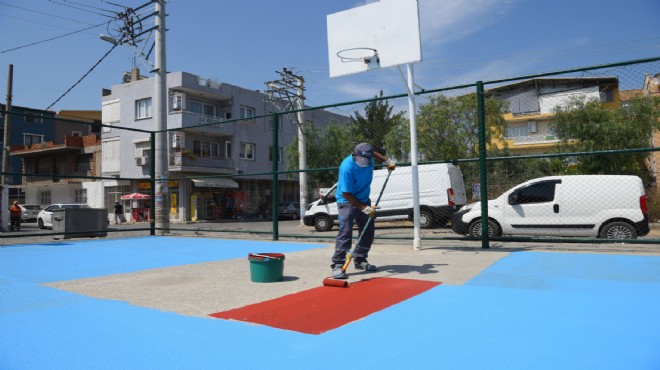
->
[303, 163, 467, 231]
[451, 175, 650, 239]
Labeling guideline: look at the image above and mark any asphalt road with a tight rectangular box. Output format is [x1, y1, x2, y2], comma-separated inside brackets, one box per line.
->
[3, 219, 660, 255]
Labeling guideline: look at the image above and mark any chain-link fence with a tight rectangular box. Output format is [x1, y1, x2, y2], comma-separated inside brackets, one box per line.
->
[2, 57, 659, 247]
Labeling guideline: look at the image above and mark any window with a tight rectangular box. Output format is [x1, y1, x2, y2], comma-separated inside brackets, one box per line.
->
[75, 189, 87, 203]
[190, 101, 217, 116]
[192, 140, 221, 158]
[24, 134, 44, 146]
[225, 141, 232, 158]
[267, 112, 283, 131]
[25, 113, 43, 123]
[210, 142, 220, 158]
[239, 106, 255, 121]
[136, 98, 152, 119]
[40, 190, 51, 205]
[269, 146, 283, 163]
[505, 124, 528, 138]
[516, 181, 558, 204]
[74, 154, 93, 172]
[240, 142, 255, 160]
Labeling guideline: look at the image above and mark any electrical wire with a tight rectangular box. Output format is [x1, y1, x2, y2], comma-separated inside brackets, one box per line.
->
[0, 21, 110, 54]
[45, 42, 119, 111]
[0, 0, 98, 25]
[48, 0, 116, 18]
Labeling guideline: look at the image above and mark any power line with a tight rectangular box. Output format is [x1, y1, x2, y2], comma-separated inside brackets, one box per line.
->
[0, 21, 110, 54]
[0, 0, 99, 25]
[48, 0, 117, 18]
[45, 43, 119, 111]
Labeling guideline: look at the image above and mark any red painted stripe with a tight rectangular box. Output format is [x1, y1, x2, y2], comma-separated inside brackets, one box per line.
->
[210, 277, 441, 334]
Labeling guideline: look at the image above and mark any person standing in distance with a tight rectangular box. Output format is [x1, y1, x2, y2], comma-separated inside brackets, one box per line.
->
[9, 201, 22, 231]
[114, 201, 124, 224]
[331, 143, 396, 279]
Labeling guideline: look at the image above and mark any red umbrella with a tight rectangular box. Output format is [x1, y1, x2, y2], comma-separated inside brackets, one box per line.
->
[120, 193, 151, 200]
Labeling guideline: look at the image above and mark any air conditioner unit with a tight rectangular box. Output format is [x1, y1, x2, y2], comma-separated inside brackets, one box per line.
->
[136, 157, 143, 166]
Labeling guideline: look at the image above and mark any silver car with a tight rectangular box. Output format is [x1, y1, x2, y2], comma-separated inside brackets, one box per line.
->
[19, 205, 42, 223]
[37, 204, 90, 229]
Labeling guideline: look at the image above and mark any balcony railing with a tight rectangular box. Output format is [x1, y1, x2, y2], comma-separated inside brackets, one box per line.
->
[510, 134, 559, 145]
[169, 153, 234, 170]
[170, 111, 234, 134]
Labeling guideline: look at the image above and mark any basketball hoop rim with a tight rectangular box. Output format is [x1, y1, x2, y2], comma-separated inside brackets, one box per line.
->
[336, 47, 379, 64]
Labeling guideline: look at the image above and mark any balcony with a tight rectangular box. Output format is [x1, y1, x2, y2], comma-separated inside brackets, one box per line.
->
[510, 134, 559, 145]
[169, 153, 234, 172]
[169, 111, 234, 134]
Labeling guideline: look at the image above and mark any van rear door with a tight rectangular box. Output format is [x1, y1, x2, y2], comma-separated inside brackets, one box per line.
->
[447, 165, 467, 206]
[502, 179, 561, 236]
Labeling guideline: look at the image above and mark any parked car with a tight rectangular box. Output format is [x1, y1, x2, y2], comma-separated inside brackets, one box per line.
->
[451, 175, 649, 240]
[19, 204, 42, 223]
[304, 163, 467, 232]
[37, 204, 90, 229]
[278, 202, 300, 220]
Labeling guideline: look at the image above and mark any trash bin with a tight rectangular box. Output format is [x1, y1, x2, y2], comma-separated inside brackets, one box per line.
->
[52, 208, 108, 239]
[248, 253, 285, 283]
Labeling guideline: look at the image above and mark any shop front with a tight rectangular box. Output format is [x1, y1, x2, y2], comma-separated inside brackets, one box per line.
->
[137, 180, 180, 221]
[189, 178, 240, 221]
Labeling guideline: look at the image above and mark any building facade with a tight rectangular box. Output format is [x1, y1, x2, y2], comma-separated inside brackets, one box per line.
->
[10, 110, 103, 209]
[101, 70, 348, 222]
[487, 77, 620, 155]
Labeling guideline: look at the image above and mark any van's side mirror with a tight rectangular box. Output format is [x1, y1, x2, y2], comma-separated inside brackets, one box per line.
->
[320, 196, 328, 205]
[508, 192, 519, 205]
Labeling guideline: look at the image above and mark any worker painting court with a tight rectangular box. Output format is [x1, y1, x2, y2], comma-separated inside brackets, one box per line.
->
[1, 236, 660, 369]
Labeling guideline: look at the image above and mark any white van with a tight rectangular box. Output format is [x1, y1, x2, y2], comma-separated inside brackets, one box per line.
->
[303, 163, 467, 231]
[451, 175, 650, 239]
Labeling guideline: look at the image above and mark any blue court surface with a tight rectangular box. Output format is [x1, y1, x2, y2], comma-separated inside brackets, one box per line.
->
[1, 236, 660, 369]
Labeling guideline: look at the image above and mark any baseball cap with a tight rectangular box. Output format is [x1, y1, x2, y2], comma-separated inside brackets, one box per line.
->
[352, 143, 374, 167]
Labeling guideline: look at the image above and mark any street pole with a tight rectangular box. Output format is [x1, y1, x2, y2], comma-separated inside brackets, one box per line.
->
[154, 0, 169, 234]
[295, 76, 307, 225]
[2, 64, 13, 186]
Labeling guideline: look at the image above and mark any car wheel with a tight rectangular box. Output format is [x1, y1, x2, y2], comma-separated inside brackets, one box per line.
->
[468, 219, 501, 237]
[38, 218, 45, 229]
[314, 215, 333, 232]
[291, 213, 299, 220]
[419, 209, 436, 229]
[600, 221, 637, 239]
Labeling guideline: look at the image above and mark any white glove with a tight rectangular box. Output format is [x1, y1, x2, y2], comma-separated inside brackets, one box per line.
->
[362, 205, 379, 218]
[384, 158, 396, 171]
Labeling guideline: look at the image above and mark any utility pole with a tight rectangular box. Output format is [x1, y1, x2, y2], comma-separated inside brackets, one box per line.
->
[2, 64, 13, 186]
[265, 68, 307, 224]
[153, 0, 169, 234]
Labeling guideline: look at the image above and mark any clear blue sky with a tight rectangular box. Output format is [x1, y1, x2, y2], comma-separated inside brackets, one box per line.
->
[0, 0, 658, 112]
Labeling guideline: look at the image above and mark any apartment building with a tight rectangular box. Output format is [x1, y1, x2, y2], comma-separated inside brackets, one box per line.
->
[487, 77, 620, 155]
[101, 70, 348, 222]
[10, 110, 103, 209]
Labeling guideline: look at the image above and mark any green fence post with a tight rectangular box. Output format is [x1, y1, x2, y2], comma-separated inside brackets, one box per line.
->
[272, 113, 279, 241]
[150, 132, 156, 236]
[476, 81, 490, 249]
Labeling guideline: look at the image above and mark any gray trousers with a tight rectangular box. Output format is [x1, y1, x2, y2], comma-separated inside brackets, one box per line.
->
[332, 201, 374, 267]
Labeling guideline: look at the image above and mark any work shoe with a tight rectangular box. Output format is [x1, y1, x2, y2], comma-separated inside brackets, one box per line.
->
[331, 265, 348, 279]
[355, 260, 377, 272]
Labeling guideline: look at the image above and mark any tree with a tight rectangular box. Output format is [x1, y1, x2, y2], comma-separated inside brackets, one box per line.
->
[551, 95, 660, 177]
[285, 121, 353, 189]
[414, 93, 508, 161]
[349, 95, 404, 155]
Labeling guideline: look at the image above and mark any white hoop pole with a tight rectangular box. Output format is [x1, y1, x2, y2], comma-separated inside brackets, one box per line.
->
[399, 63, 421, 251]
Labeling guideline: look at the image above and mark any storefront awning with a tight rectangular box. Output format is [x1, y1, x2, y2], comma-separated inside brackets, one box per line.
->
[192, 178, 239, 188]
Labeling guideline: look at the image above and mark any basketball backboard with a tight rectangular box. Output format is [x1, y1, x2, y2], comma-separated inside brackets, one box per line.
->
[327, 0, 422, 78]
